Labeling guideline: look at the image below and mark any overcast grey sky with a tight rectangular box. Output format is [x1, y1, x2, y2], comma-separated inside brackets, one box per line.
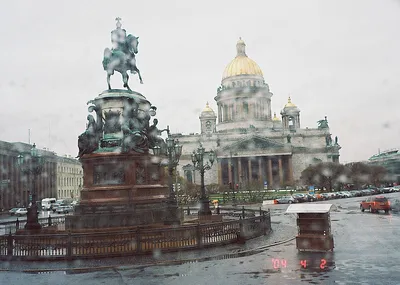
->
[0, 0, 399, 162]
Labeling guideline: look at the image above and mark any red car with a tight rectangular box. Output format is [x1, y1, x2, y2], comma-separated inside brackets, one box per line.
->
[360, 196, 390, 214]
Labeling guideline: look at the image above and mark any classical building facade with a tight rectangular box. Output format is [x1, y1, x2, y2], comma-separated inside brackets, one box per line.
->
[56, 156, 83, 200]
[173, 39, 341, 189]
[368, 149, 400, 183]
[0, 140, 57, 210]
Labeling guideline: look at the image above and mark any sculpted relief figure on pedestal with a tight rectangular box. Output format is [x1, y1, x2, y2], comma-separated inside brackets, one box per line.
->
[77, 114, 103, 157]
[148, 118, 168, 154]
[121, 101, 148, 153]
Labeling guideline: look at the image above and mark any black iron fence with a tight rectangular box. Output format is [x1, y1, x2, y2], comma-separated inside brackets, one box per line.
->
[0, 208, 271, 261]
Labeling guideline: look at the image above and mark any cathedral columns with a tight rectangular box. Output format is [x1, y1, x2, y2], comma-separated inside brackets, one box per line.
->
[238, 158, 242, 184]
[278, 157, 283, 186]
[267, 157, 273, 189]
[228, 158, 232, 183]
[248, 159, 252, 182]
[218, 155, 293, 188]
[288, 156, 294, 185]
[218, 160, 222, 185]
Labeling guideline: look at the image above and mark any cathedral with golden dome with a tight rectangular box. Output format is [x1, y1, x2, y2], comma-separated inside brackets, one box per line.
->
[173, 39, 341, 189]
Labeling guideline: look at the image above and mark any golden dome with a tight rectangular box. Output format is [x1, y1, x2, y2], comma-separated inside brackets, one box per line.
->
[203, 102, 214, 113]
[284, 96, 297, 108]
[222, 38, 263, 80]
[272, 112, 281, 121]
[200, 102, 215, 117]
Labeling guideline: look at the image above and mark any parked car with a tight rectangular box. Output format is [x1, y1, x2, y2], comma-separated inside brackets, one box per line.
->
[55, 205, 74, 214]
[292, 194, 307, 203]
[328, 192, 339, 199]
[275, 196, 297, 204]
[9, 208, 20, 216]
[338, 191, 351, 198]
[381, 187, 392, 194]
[305, 194, 316, 202]
[51, 203, 62, 212]
[361, 189, 372, 196]
[320, 193, 330, 200]
[15, 208, 28, 216]
[360, 196, 390, 214]
[392, 186, 400, 192]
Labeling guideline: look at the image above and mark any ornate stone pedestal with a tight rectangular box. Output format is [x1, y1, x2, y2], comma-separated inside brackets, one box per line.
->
[66, 151, 176, 229]
[71, 85, 183, 230]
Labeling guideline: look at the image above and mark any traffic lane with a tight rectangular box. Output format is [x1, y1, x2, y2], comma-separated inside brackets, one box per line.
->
[0, 211, 66, 223]
[0, 211, 67, 235]
[259, 192, 400, 212]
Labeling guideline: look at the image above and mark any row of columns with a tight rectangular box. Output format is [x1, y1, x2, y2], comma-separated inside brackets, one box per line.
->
[217, 99, 272, 123]
[218, 155, 294, 188]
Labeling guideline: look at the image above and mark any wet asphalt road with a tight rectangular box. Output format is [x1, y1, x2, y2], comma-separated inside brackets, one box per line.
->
[0, 211, 65, 235]
[1, 193, 400, 285]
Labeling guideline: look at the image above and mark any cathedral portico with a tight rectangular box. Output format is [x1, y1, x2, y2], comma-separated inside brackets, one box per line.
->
[217, 154, 294, 188]
[216, 136, 294, 188]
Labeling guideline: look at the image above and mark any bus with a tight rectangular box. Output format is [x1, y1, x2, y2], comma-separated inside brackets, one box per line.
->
[41, 198, 56, 210]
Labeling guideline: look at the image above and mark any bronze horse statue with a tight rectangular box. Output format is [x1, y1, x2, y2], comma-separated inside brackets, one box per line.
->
[102, 34, 143, 90]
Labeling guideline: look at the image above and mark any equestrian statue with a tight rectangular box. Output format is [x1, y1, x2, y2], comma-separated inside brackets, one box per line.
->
[102, 17, 143, 91]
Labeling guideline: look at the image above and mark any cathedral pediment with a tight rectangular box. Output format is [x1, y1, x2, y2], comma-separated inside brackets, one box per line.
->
[218, 135, 290, 157]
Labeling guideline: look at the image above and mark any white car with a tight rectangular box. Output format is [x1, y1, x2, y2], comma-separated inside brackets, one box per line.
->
[339, 191, 351, 198]
[15, 208, 28, 216]
[55, 205, 74, 214]
[275, 196, 297, 204]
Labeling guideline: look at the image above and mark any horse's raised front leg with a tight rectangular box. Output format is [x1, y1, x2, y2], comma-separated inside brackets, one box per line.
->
[134, 67, 143, 84]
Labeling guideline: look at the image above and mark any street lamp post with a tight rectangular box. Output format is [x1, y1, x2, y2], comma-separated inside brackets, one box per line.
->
[192, 144, 215, 216]
[17, 143, 44, 230]
[153, 133, 183, 225]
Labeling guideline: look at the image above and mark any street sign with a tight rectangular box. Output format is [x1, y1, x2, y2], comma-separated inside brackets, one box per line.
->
[309, 185, 315, 195]
[264, 181, 268, 190]
[0, 180, 10, 184]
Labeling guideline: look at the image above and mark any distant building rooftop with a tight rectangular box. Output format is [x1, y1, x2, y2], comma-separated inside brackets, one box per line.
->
[369, 149, 399, 161]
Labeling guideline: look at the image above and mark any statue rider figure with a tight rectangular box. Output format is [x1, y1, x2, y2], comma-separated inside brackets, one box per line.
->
[111, 17, 126, 52]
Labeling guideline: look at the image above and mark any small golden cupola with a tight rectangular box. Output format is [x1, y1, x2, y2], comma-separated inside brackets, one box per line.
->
[199, 102, 217, 135]
[284, 97, 297, 108]
[281, 96, 301, 131]
[272, 112, 281, 121]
